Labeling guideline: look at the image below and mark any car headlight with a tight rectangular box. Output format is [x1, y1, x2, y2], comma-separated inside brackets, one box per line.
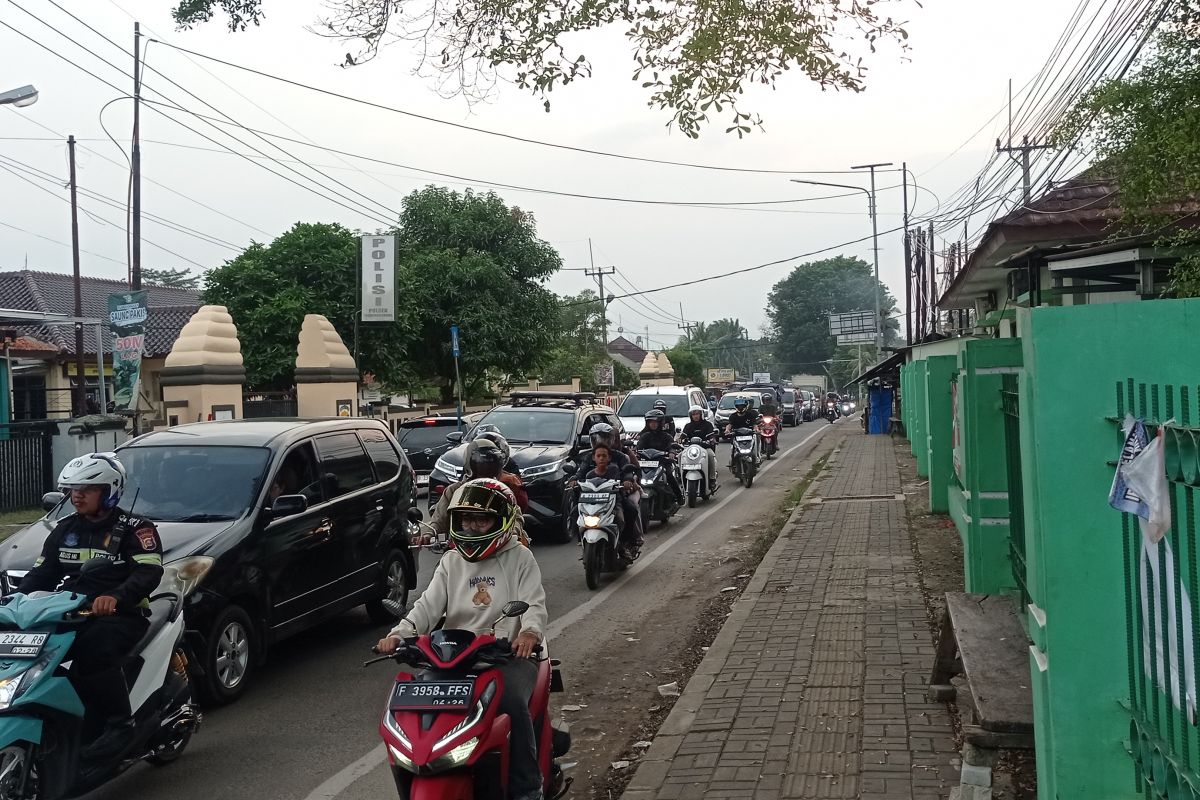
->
[522, 459, 564, 479]
[156, 556, 215, 597]
[583, 515, 601, 528]
[433, 457, 462, 480]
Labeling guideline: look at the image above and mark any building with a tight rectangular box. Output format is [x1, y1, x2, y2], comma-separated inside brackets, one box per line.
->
[0, 270, 200, 421]
[606, 335, 647, 373]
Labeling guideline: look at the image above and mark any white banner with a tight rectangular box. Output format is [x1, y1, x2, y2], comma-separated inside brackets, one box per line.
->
[361, 234, 396, 322]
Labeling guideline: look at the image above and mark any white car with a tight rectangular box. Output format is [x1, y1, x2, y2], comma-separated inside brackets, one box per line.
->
[617, 385, 713, 436]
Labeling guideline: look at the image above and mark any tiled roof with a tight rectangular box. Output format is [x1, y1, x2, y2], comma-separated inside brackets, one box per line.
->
[8, 335, 58, 354]
[1002, 176, 1122, 229]
[607, 335, 647, 362]
[0, 270, 200, 357]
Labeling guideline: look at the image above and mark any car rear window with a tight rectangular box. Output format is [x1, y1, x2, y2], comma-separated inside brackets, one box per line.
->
[315, 433, 376, 496]
[783, 391, 795, 403]
[360, 428, 402, 481]
[398, 424, 455, 451]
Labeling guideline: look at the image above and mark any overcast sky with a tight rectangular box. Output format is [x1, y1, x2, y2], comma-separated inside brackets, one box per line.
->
[2, 0, 1080, 349]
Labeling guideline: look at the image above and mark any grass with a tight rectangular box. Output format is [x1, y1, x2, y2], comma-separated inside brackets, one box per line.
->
[0, 507, 42, 534]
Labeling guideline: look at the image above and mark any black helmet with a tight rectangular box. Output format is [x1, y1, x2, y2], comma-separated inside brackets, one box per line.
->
[644, 408, 666, 425]
[733, 396, 749, 409]
[653, 399, 668, 411]
[464, 438, 505, 479]
[589, 422, 617, 450]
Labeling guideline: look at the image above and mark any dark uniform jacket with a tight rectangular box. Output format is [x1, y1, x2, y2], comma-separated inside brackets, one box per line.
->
[682, 419, 718, 442]
[18, 507, 164, 610]
[636, 429, 675, 453]
[726, 409, 761, 432]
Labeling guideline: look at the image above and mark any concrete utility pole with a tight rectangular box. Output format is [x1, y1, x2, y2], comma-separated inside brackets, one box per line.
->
[130, 22, 143, 290]
[584, 238, 616, 356]
[68, 136, 87, 416]
[997, 135, 1052, 206]
[851, 162, 893, 360]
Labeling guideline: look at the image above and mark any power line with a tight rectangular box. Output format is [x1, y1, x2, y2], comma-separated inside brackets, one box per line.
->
[0, 219, 128, 267]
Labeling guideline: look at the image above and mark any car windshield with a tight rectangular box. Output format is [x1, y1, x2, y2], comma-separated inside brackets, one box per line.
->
[471, 408, 575, 444]
[783, 391, 795, 403]
[718, 394, 762, 410]
[618, 394, 691, 417]
[51, 446, 272, 523]
[398, 423, 456, 451]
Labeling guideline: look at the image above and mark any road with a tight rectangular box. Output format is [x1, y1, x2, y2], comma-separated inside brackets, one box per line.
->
[84, 422, 834, 800]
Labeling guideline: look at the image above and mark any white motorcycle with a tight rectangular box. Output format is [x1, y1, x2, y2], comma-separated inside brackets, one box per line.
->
[679, 436, 718, 508]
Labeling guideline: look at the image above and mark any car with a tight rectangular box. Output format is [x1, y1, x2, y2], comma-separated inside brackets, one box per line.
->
[0, 418, 419, 706]
[396, 416, 461, 491]
[799, 390, 818, 421]
[714, 391, 766, 429]
[616, 385, 712, 436]
[427, 391, 622, 542]
[780, 389, 799, 427]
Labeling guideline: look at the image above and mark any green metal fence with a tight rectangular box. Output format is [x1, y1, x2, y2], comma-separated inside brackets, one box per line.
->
[1117, 379, 1200, 798]
[1002, 372, 1029, 608]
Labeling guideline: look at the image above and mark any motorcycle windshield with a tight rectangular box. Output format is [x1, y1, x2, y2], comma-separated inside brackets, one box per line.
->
[427, 629, 478, 664]
[0, 592, 88, 630]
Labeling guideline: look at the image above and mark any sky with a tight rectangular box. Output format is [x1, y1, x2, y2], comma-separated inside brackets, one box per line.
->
[1, 0, 1084, 351]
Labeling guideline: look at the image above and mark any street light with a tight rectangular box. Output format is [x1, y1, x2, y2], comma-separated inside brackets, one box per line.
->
[0, 85, 38, 108]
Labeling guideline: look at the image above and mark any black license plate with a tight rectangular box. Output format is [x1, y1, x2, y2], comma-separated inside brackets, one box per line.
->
[0, 632, 47, 659]
[390, 681, 474, 710]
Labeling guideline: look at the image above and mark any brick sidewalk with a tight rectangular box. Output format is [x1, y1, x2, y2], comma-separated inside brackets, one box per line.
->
[622, 429, 959, 800]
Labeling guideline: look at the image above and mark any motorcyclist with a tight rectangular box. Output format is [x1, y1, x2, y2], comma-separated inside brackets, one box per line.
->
[652, 399, 677, 435]
[574, 423, 642, 551]
[724, 397, 761, 465]
[472, 430, 528, 512]
[636, 409, 685, 505]
[18, 453, 164, 760]
[432, 439, 530, 546]
[680, 405, 719, 492]
[378, 479, 548, 800]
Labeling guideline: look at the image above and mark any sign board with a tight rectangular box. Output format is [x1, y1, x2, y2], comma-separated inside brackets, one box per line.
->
[107, 291, 148, 410]
[450, 325, 460, 358]
[828, 310, 876, 336]
[752, 372, 772, 384]
[337, 400, 353, 417]
[361, 235, 396, 322]
[594, 361, 615, 387]
[707, 368, 736, 384]
[837, 331, 876, 345]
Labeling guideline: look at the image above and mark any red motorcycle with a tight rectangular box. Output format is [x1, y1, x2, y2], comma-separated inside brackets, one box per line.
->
[367, 601, 571, 800]
[756, 415, 779, 460]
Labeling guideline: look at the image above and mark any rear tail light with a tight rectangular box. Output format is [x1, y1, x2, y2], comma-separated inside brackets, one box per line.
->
[434, 485, 447, 495]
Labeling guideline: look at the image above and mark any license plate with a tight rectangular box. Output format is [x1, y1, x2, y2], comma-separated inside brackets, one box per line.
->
[580, 492, 611, 503]
[416, 474, 430, 486]
[390, 680, 473, 710]
[735, 437, 754, 443]
[0, 632, 47, 659]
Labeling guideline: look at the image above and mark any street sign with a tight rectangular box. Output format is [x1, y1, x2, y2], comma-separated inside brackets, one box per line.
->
[450, 325, 460, 357]
[828, 310, 876, 336]
[360, 235, 396, 322]
[707, 368, 735, 383]
[752, 372, 772, 383]
[594, 362, 615, 387]
[837, 332, 876, 345]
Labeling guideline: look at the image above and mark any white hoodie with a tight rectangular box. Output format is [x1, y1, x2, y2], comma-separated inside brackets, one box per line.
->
[388, 538, 548, 645]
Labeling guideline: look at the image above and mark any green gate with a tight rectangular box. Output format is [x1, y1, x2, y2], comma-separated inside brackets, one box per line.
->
[1117, 379, 1200, 799]
[1003, 372, 1029, 609]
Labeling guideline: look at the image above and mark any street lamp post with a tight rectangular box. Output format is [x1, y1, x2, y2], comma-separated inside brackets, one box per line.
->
[0, 85, 38, 107]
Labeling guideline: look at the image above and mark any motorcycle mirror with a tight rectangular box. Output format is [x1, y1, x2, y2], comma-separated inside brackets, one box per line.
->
[41, 491, 64, 512]
[561, 462, 578, 476]
[407, 507, 424, 522]
[501, 600, 530, 618]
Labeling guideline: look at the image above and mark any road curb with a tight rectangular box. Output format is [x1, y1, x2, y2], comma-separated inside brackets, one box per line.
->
[622, 433, 838, 798]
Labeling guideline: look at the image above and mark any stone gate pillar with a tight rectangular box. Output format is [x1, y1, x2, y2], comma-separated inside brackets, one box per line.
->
[295, 314, 358, 417]
[159, 305, 246, 424]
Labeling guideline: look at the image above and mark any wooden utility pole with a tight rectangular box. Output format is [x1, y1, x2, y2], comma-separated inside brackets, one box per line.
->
[131, 22, 143, 290]
[68, 136, 87, 416]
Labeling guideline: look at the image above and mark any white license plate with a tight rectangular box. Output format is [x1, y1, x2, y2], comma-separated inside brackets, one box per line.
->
[0, 632, 47, 659]
[416, 474, 430, 486]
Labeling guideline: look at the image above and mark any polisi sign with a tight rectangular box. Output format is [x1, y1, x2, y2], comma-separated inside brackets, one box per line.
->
[361, 234, 396, 322]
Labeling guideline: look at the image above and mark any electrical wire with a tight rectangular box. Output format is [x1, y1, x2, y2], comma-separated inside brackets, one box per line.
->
[0, 219, 129, 267]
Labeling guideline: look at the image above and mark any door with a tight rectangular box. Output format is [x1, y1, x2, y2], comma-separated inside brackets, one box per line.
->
[313, 431, 383, 600]
[263, 440, 344, 626]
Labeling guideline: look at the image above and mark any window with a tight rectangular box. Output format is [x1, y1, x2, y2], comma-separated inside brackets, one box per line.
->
[783, 391, 796, 404]
[718, 394, 763, 410]
[617, 393, 690, 417]
[361, 428, 402, 481]
[471, 408, 575, 444]
[314, 433, 376, 497]
[275, 441, 323, 506]
[118, 445, 272, 522]
[398, 423, 456, 452]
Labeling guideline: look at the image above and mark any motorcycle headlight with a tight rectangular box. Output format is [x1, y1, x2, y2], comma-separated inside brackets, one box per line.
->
[640, 478, 655, 487]
[0, 676, 22, 710]
[583, 515, 601, 528]
[522, 459, 564, 479]
[429, 736, 480, 771]
[156, 556, 215, 597]
[0, 651, 54, 711]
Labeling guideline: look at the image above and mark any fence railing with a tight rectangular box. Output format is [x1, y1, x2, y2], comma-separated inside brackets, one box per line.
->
[1002, 373, 1030, 609]
[0, 422, 55, 512]
[1117, 380, 1200, 798]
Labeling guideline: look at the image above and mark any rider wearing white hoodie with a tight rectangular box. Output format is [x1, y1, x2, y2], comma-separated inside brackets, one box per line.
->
[379, 478, 548, 800]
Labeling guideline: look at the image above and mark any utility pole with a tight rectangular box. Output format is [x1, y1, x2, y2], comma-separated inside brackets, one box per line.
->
[68, 136, 87, 416]
[851, 162, 892, 361]
[902, 161, 912, 345]
[677, 303, 696, 341]
[130, 22, 143, 290]
[997, 134, 1052, 206]
[584, 238, 615, 356]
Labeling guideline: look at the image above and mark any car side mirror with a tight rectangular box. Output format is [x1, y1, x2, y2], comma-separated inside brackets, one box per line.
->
[270, 494, 308, 518]
[577, 434, 591, 450]
[445, 431, 464, 444]
[407, 507, 423, 522]
[41, 491, 64, 512]
[561, 462, 578, 477]
[502, 600, 529, 618]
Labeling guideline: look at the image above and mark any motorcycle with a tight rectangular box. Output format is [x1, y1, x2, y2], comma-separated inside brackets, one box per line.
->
[727, 427, 760, 488]
[574, 476, 632, 590]
[0, 558, 199, 800]
[824, 401, 839, 424]
[840, 400, 855, 417]
[756, 415, 779, 460]
[679, 436, 718, 508]
[368, 601, 571, 800]
[636, 447, 681, 526]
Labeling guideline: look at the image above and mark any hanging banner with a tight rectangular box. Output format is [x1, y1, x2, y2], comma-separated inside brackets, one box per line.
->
[594, 361, 615, 387]
[107, 290, 148, 410]
[361, 234, 396, 322]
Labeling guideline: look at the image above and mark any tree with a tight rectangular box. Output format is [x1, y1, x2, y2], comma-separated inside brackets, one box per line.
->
[204, 222, 412, 388]
[765, 255, 898, 376]
[665, 344, 706, 388]
[538, 290, 606, 389]
[1054, 11, 1200, 295]
[172, 0, 910, 138]
[143, 267, 201, 289]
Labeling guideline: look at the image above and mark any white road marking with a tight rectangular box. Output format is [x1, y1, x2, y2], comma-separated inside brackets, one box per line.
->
[300, 425, 832, 800]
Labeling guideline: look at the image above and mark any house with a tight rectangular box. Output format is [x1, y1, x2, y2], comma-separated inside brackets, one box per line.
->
[0, 270, 200, 421]
[606, 335, 647, 373]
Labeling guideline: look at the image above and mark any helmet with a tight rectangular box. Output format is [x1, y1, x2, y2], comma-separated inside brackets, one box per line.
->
[644, 408, 666, 425]
[588, 422, 617, 450]
[473, 430, 511, 464]
[57, 452, 126, 510]
[448, 478, 518, 562]
[464, 438, 506, 479]
[762, 393, 774, 405]
[653, 399, 668, 411]
[688, 405, 704, 419]
[733, 396, 749, 409]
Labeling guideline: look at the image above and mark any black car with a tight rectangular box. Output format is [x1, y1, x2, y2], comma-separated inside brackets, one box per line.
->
[0, 419, 419, 705]
[780, 389, 799, 427]
[427, 391, 622, 543]
[396, 416, 461, 491]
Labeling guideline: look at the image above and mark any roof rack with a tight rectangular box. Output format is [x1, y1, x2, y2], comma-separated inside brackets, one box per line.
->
[509, 390, 599, 408]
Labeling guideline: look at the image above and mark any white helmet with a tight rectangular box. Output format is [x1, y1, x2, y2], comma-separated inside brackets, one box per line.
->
[688, 405, 705, 417]
[58, 452, 126, 510]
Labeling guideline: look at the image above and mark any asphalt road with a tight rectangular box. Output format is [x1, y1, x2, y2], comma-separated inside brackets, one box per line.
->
[83, 421, 834, 800]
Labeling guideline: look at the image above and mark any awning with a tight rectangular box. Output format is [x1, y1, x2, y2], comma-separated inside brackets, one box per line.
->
[849, 350, 905, 386]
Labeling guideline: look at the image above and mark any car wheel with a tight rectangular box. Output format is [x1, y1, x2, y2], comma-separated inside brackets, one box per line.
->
[367, 550, 411, 625]
[548, 491, 576, 544]
[198, 604, 257, 706]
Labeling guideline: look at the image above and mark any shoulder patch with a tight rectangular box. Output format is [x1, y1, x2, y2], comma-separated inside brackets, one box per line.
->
[135, 527, 158, 550]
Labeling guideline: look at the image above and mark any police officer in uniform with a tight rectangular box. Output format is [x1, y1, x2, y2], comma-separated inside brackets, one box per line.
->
[18, 452, 164, 759]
